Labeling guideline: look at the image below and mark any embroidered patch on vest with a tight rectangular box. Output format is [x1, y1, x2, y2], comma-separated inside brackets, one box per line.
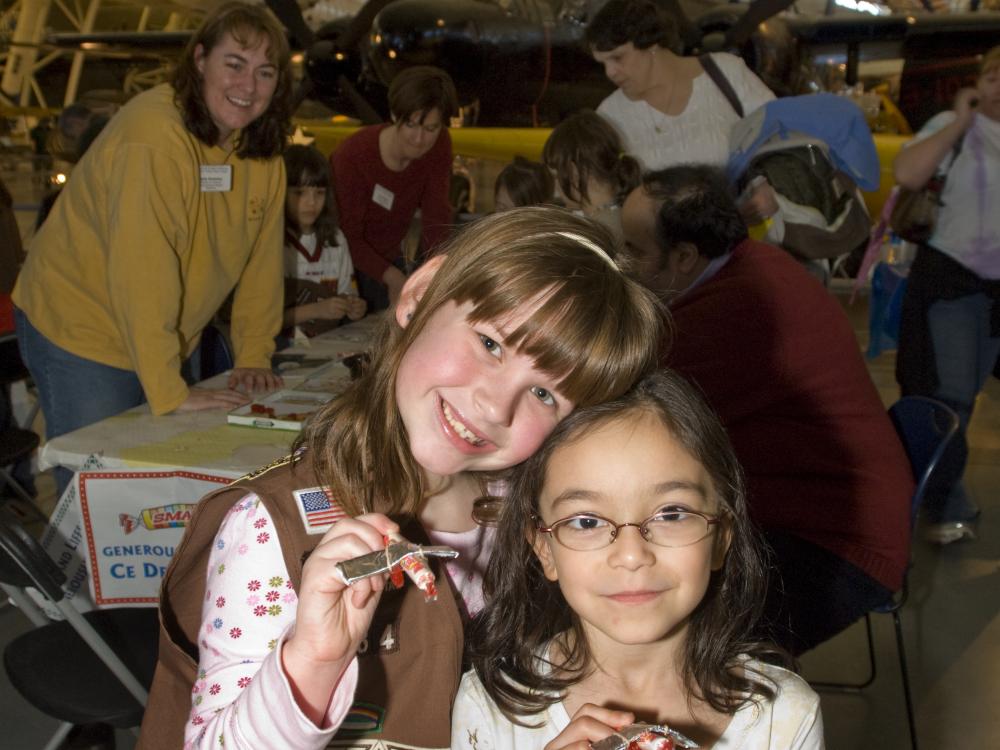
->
[336, 701, 385, 736]
[293, 486, 347, 534]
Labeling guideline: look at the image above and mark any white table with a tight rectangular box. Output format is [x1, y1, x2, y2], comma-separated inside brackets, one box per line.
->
[40, 314, 382, 609]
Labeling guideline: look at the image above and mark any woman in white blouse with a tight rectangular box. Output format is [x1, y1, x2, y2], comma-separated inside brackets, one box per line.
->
[585, 0, 774, 173]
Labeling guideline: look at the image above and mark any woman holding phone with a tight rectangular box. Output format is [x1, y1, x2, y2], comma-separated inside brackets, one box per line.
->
[893, 46, 1000, 545]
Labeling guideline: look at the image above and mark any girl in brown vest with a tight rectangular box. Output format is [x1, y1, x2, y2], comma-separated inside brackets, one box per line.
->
[142, 207, 663, 749]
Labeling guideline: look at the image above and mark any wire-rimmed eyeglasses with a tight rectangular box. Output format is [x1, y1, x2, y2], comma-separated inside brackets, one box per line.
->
[534, 509, 723, 551]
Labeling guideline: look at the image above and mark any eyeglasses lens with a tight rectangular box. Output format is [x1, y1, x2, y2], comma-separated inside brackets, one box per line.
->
[552, 512, 711, 551]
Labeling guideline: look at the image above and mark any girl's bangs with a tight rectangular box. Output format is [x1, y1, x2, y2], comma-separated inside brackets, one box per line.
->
[458, 267, 639, 407]
[293, 166, 330, 188]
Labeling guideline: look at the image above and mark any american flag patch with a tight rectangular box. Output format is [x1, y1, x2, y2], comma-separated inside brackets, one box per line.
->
[293, 487, 346, 534]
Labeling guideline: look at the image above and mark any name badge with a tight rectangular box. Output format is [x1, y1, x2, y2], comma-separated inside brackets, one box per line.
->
[372, 183, 394, 210]
[200, 165, 232, 192]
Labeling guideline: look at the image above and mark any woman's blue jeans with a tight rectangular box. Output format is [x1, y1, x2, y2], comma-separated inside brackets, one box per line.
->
[15, 308, 146, 494]
[925, 292, 1000, 523]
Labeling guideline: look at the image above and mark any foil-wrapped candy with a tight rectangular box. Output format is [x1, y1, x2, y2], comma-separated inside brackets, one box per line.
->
[334, 532, 458, 602]
[591, 723, 699, 750]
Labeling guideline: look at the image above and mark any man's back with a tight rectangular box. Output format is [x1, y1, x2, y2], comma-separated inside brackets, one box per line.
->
[665, 239, 913, 594]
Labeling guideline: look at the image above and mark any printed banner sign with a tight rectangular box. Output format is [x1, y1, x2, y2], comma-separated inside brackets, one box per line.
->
[78, 470, 232, 606]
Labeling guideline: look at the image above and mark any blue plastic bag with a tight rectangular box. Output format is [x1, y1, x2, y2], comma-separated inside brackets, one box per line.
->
[866, 261, 908, 359]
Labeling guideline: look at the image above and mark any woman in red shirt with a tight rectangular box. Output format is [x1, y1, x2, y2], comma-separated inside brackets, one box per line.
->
[331, 66, 457, 311]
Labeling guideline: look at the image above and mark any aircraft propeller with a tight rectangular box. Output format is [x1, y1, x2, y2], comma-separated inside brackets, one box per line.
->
[264, 0, 390, 124]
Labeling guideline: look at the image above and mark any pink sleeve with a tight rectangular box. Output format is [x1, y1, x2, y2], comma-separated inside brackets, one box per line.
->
[184, 494, 359, 749]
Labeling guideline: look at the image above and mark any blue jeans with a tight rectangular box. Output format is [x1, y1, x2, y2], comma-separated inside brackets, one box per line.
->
[15, 308, 146, 494]
[925, 293, 1000, 523]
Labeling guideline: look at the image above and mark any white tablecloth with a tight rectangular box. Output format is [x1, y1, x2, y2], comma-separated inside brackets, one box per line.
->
[41, 314, 382, 609]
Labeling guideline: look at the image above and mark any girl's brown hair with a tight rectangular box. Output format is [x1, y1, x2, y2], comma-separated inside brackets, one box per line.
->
[469, 370, 787, 724]
[283, 144, 340, 247]
[300, 207, 664, 517]
[543, 110, 641, 209]
[495, 156, 555, 209]
[171, 1, 292, 158]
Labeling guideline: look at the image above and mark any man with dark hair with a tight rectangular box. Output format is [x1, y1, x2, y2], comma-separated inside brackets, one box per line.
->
[621, 164, 915, 655]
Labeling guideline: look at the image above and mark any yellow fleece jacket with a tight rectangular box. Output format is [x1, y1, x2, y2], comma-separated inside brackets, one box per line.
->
[14, 84, 284, 415]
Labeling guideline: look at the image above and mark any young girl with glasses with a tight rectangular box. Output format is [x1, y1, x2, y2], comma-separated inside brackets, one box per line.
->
[455, 371, 824, 749]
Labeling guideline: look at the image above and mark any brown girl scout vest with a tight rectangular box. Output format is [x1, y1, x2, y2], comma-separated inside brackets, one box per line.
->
[137, 454, 464, 749]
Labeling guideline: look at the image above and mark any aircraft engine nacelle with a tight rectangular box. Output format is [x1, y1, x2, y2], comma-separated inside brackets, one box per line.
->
[369, 0, 611, 125]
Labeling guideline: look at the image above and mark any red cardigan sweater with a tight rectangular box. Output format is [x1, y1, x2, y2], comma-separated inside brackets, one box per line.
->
[666, 239, 913, 591]
[330, 123, 453, 280]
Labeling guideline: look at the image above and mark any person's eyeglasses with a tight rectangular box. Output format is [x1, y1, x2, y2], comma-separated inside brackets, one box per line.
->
[534, 509, 722, 551]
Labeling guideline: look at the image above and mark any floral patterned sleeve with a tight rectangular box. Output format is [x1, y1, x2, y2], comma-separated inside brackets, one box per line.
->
[184, 493, 358, 749]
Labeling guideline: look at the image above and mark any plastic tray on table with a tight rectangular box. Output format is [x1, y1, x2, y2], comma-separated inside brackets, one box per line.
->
[227, 389, 334, 431]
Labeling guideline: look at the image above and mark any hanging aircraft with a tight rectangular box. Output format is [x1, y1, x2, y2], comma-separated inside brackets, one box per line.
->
[259, 0, 1000, 132]
[29, 1, 1000, 132]
[12, 0, 1000, 216]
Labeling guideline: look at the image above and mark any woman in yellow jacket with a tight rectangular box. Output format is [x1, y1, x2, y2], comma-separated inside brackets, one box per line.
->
[14, 2, 289, 491]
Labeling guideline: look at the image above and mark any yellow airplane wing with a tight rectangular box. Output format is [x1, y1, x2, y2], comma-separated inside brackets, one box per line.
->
[303, 121, 910, 221]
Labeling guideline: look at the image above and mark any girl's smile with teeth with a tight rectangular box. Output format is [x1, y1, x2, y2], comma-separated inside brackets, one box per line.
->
[395, 293, 573, 483]
[441, 399, 487, 446]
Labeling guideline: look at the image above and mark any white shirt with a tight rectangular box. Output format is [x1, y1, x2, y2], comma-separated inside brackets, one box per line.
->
[283, 228, 356, 294]
[915, 111, 1000, 279]
[597, 53, 775, 171]
[451, 658, 824, 750]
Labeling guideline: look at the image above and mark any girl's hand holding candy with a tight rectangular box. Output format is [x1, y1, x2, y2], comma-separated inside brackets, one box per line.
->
[542, 704, 635, 750]
[282, 513, 399, 724]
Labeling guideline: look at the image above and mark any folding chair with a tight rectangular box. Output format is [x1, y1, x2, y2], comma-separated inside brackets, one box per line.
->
[0, 507, 159, 750]
[813, 396, 959, 750]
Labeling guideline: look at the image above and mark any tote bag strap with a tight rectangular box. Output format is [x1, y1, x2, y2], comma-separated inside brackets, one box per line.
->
[699, 53, 743, 118]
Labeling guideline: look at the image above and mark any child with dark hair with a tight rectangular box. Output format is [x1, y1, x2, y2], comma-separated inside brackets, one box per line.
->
[494, 156, 554, 211]
[454, 370, 823, 750]
[542, 110, 641, 239]
[282, 144, 366, 338]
